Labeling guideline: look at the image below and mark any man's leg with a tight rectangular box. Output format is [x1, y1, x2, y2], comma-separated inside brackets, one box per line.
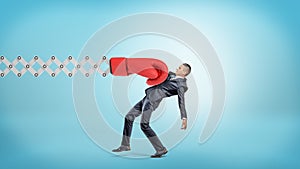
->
[140, 98, 167, 156]
[113, 97, 145, 152]
[121, 107, 142, 146]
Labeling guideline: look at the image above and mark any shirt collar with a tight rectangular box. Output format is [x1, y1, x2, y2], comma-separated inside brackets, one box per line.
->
[175, 76, 184, 79]
[171, 75, 184, 80]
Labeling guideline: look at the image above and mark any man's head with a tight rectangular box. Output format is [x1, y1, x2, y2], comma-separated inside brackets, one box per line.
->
[175, 63, 191, 77]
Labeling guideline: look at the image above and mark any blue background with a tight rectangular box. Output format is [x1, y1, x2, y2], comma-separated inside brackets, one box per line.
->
[1, 0, 299, 168]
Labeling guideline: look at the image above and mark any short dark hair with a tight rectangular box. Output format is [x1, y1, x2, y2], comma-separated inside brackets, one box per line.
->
[183, 63, 191, 76]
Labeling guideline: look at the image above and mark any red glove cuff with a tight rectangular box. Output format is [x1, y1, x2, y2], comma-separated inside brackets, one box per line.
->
[109, 57, 128, 76]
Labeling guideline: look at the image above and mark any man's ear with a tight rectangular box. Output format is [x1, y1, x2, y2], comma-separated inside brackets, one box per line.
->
[183, 68, 188, 76]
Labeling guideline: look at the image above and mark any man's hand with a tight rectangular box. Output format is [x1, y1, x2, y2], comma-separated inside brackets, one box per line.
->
[181, 118, 187, 130]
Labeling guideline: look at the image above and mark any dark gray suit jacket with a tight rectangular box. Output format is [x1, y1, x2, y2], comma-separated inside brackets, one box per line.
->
[145, 71, 188, 119]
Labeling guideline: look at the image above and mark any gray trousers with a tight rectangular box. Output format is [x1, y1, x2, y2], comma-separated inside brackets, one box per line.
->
[121, 96, 165, 151]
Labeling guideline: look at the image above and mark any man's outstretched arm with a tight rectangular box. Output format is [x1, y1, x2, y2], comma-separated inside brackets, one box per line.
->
[178, 87, 187, 130]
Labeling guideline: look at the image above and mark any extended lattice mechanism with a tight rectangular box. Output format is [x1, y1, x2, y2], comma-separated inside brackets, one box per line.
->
[0, 55, 110, 77]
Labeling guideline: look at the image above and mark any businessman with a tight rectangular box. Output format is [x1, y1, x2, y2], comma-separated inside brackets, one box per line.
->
[112, 63, 191, 158]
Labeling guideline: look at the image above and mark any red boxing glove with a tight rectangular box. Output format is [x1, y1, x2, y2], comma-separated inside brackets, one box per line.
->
[110, 57, 168, 86]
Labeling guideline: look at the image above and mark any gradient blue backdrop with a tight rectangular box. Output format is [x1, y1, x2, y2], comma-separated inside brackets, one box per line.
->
[1, 0, 299, 169]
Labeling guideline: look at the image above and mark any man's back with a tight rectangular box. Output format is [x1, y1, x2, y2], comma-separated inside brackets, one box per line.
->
[145, 72, 187, 97]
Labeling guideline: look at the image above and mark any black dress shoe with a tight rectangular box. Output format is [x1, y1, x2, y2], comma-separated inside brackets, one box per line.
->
[112, 145, 131, 152]
[151, 148, 168, 158]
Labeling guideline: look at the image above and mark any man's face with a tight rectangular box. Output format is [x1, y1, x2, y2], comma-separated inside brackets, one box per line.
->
[175, 64, 187, 77]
